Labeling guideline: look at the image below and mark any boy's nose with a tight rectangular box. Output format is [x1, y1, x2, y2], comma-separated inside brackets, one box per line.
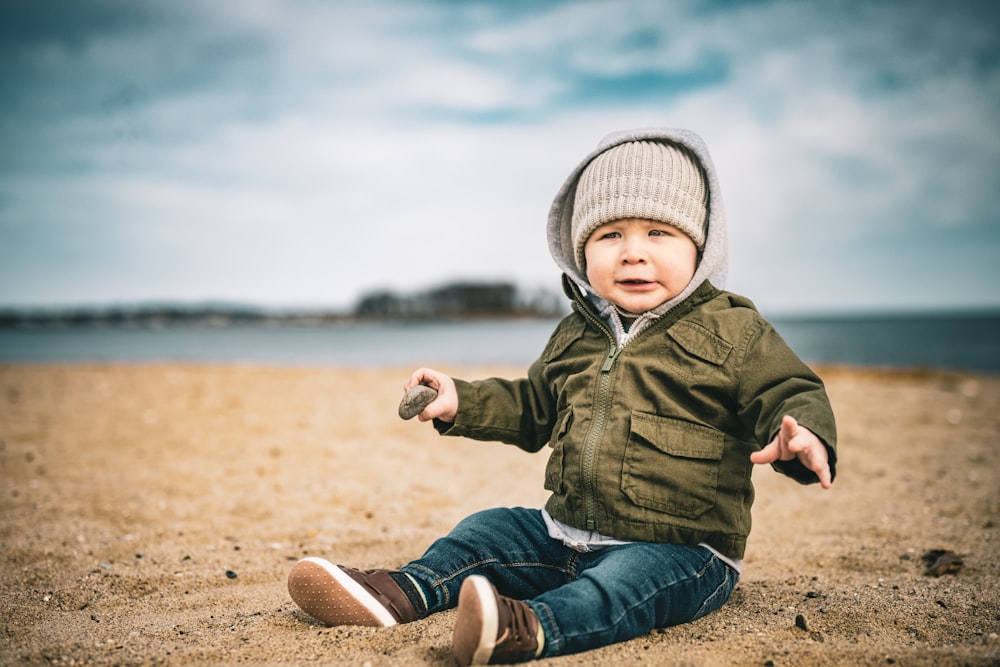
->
[621, 239, 647, 263]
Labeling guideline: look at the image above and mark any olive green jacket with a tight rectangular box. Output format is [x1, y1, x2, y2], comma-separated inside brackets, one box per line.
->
[438, 278, 837, 559]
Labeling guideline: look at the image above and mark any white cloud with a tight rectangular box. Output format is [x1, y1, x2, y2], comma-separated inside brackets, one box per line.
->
[1, 0, 997, 312]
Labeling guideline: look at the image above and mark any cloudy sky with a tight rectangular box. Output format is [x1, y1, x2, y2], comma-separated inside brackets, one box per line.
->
[1, 0, 998, 314]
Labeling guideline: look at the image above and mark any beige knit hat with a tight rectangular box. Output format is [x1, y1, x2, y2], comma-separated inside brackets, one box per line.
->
[571, 140, 708, 271]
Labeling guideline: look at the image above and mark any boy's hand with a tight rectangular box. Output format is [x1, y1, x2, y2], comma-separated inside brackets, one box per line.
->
[750, 415, 832, 489]
[404, 368, 458, 423]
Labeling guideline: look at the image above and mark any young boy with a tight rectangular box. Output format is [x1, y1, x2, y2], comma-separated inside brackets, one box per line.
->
[287, 128, 837, 665]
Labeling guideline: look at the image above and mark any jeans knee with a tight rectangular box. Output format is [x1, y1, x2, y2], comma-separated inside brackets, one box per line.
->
[691, 560, 738, 620]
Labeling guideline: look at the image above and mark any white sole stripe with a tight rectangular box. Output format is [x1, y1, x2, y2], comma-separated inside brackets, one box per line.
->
[301, 557, 398, 627]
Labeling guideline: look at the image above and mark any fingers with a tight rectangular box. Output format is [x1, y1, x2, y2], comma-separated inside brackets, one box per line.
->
[816, 462, 833, 489]
[405, 367, 438, 392]
[418, 391, 457, 423]
[749, 441, 779, 464]
[752, 417, 833, 488]
[751, 417, 799, 465]
[800, 438, 833, 490]
[780, 414, 799, 445]
[404, 367, 458, 423]
[799, 445, 832, 489]
[779, 415, 811, 456]
[758, 416, 834, 489]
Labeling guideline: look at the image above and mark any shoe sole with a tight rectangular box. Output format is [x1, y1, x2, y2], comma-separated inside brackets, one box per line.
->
[452, 575, 499, 666]
[287, 557, 398, 627]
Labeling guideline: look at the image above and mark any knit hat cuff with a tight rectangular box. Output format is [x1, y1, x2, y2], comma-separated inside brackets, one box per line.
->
[572, 177, 706, 270]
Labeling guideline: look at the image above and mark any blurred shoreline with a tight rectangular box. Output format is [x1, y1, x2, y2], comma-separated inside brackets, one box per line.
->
[1, 309, 998, 375]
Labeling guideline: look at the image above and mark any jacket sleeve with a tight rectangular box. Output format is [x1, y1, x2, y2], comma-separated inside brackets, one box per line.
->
[737, 320, 838, 485]
[433, 355, 558, 453]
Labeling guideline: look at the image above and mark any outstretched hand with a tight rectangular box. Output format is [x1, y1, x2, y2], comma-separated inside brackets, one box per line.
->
[750, 415, 832, 489]
[404, 367, 458, 423]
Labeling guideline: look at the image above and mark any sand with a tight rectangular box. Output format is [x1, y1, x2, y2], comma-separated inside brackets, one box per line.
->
[1, 363, 998, 666]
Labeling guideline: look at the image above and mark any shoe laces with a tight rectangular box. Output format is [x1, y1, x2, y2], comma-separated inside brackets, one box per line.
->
[496, 595, 537, 650]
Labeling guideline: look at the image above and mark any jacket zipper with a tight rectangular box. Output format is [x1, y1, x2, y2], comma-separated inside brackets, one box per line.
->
[584, 344, 622, 529]
[567, 279, 692, 531]
[575, 303, 621, 531]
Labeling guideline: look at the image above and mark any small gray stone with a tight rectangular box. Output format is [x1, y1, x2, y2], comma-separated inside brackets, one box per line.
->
[398, 385, 438, 420]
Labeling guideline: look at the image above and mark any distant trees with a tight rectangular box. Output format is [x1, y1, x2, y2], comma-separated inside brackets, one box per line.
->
[354, 281, 564, 319]
[0, 281, 567, 328]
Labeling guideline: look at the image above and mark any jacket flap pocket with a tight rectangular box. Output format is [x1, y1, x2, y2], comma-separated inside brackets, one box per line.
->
[630, 412, 724, 460]
[667, 321, 733, 366]
[624, 413, 725, 519]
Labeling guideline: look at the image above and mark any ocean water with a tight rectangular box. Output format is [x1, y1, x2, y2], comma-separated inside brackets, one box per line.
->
[0, 312, 998, 374]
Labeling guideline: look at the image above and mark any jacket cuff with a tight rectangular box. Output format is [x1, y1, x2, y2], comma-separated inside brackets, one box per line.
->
[772, 443, 837, 485]
[431, 379, 480, 437]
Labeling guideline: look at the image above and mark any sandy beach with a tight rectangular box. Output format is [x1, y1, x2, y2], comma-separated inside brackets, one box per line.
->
[1, 363, 998, 665]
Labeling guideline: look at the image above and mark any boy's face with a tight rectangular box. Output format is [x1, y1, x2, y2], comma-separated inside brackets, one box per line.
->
[583, 217, 698, 314]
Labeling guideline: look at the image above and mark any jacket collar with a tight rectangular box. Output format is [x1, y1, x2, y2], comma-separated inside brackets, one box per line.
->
[562, 274, 720, 344]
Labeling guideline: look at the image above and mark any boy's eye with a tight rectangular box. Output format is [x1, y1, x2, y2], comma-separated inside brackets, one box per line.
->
[600, 231, 621, 239]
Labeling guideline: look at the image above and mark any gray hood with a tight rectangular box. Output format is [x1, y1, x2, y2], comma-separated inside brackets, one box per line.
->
[547, 128, 728, 320]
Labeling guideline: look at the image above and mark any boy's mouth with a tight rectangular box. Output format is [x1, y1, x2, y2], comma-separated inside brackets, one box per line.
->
[616, 279, 659, 293]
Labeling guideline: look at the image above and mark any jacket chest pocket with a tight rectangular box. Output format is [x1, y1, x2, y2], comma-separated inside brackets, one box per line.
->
[665, 320, 733, 381]
[622, 412, 725, 519]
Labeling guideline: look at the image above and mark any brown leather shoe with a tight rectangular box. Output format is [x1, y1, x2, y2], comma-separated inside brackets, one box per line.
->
[452, 575, 540, 665]
[287, 557, 419, 627]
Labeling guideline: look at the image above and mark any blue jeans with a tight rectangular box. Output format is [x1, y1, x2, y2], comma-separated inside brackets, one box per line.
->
[400, 507, 738, 658]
